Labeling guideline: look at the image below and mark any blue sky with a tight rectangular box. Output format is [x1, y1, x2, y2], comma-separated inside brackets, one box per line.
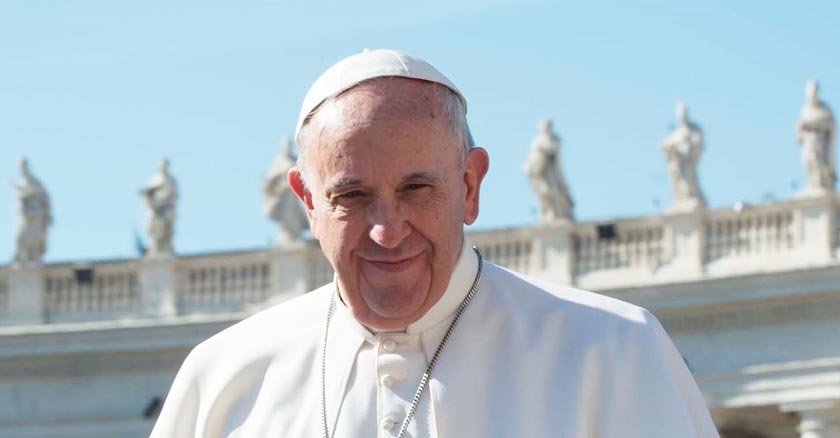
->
[1, 0, 838, 263]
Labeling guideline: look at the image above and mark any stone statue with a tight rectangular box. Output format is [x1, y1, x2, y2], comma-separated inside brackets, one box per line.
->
[796, 80, 836, 195]
[264, 137, 307, 243]
[661, 103, 706, 212]
[140, 159, 178, 256]
[524, 119, 574, 221]
[12, 158, 52, 264]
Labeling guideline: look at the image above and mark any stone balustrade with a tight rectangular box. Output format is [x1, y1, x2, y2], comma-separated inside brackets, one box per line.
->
[471, 227, 536, 274]
[704, 204, 795, 263]
[43, 260, 141, 323]
[1, 194, 839, 326]
[573, 219, 666, 276]
[177, 251, 272, 314]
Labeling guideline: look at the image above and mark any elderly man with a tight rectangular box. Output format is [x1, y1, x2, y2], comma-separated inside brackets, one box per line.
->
[151, 50, 718, 437]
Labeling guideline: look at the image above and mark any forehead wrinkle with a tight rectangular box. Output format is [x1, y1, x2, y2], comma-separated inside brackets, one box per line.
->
[305, 79, 461, 192]
[308, 79, 455, 154]
[329, 79, 442, 127]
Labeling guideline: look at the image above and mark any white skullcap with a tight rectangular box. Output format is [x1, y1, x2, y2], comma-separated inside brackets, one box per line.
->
[294, 49, 466, 143]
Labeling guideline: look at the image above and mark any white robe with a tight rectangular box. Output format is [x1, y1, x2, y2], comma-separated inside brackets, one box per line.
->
[150, 241, 719, 438]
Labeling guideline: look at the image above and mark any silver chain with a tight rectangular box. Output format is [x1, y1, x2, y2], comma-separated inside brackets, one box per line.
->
[320, 247, 483, 438]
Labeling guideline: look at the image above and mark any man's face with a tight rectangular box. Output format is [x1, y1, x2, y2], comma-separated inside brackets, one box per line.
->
[290, 79, 488, 331]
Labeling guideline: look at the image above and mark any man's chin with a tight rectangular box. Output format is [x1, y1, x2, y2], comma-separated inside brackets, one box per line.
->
[356, 294, 426, 329]
[364, 297, 423, 319]
[363, 317, 415, 332]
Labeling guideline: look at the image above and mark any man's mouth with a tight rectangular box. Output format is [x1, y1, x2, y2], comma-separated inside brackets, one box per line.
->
[361, 253, 421, 273]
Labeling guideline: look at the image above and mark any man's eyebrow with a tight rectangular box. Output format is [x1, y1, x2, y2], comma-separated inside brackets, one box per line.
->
[324, 178, 363, 194]
[323, 172, 440, 194]
[403, 172, 441, 184]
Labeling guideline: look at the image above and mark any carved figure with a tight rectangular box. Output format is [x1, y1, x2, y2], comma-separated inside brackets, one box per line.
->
[661, 103, 706, 211]
[796, 80, 836, 195]
[13, 158, 52, 263]
[264, 137, 307, 243]
[524, 119, 574, 221]
[141, 159, 177, 256]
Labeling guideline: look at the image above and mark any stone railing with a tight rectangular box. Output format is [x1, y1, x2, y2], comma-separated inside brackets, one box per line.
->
[1, 194, 837, 326]
[572, 220, 666, 276]
[43, 260, 141, 323]
[482, 194, 838, 288]
[471, 228, 535, 273]
[704, 205, 795, 263]
[699, 195, 837, 277]
[177, 251, 272, 314]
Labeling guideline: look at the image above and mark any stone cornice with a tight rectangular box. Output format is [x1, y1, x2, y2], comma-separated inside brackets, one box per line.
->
[697, 357, 840, 408]
[601, 264, 840, 311]
[656, 291, 840, 334]
[0, 313, 246, 359]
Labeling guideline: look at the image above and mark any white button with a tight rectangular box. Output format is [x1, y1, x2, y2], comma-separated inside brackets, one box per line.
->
[382, 339, 397, 352]
[381, 416, 397, 430]
[381, 374, 395, 388]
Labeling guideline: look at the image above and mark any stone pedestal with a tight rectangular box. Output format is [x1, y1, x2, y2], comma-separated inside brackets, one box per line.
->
[792, 193, 836, 264]
[139, 255, 177, 318]
[782, 400, 840, 438]
[533, 221, 574, 285]
[270, 241, 310, 299]
[662, 209, 705, 278]
[4, 262, 45, 325]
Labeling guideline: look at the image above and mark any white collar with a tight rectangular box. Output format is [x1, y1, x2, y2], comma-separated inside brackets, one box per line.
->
[334, 237, 478, 340]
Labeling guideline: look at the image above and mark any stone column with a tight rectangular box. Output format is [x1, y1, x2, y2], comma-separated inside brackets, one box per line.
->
[531, 221, 574, 285]
[782, 400, 840, 438]
[4, 262, 45, 325]
[792, 193, 837, 264]
[139, 255, 178, 318]
[660, 209, 705, 279]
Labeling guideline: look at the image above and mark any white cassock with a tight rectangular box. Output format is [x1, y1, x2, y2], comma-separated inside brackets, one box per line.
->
[150, 239, 719, 438]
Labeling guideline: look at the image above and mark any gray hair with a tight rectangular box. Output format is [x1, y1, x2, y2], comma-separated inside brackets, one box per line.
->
[296, 78, 475, 188]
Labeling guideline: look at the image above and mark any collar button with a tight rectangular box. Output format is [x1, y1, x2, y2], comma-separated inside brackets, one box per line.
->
[382, 338, 397, 352]
[381, 416, 398, 430]
[381, 374, 396, 388]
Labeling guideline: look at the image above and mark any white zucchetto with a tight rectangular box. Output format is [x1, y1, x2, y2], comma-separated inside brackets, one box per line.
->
[294, 49, 466, 142]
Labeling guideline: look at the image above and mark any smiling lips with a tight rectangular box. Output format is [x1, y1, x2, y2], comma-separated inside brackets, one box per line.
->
[361, 253, 422, 273]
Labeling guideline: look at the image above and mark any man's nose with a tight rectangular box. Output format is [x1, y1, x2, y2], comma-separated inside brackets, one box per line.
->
[368, 200, 410, 249]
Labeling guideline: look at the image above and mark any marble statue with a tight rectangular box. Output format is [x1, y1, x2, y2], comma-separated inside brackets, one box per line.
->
[524, 119, 574, 222]
[141, 159, 178, 256]
[796, 80, 836, 195]
[661, 103, 706, 211]
[12, 158, 52, 264]
[264, 137, 307, 243]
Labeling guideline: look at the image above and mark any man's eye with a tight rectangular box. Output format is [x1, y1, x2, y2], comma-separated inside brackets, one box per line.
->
[403, 183, 429, 191]
[338, 190, 365, 199]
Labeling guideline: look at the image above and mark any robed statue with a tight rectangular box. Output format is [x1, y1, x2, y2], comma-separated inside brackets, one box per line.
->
[264, 137, 307, 244]
[141, 159, 178, 256]
[13, 158, 52, 264]
[524, 119, 574, 222]
[796, 80, 836, 195]
[661, 103, 706, 212]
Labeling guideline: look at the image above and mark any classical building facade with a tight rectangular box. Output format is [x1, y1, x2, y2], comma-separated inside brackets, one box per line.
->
[1, 81, 838, 437]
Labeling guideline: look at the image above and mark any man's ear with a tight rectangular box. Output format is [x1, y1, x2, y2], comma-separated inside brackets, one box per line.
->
[463, 147, 490, 225]
[288, 167, 319, 236]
